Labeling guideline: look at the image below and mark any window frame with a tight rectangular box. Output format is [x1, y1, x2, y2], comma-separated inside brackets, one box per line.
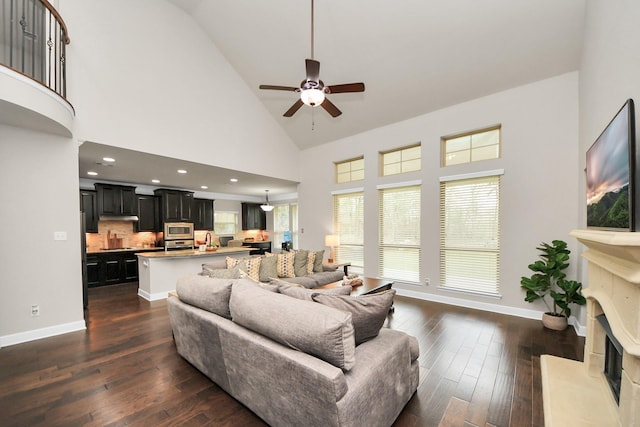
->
[441, 125, 501, 167]
[213, 210, 238, 236]
[335, 156, 365, 184]
[380, 143, 422, 176]
[332, 188, 365, 269]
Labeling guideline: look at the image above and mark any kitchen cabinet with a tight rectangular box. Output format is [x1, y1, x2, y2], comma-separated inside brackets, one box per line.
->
[95, 184, 138, 217]
[242, 241, 271, 255]
[87, 251, 139, 287]
[80, 190, 99, 233]
[135, 195, 160, 232]
[242, 203, 266, 230]
[154, 189, 194, 223]
[193, 198, 214, 230]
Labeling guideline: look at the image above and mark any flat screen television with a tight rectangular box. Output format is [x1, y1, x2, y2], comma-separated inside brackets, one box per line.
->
[586, 99, 637, 230]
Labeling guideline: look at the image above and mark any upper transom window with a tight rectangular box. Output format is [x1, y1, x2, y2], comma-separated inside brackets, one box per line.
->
[380, 144, 421, 176]
[335, 157, 364, 184]
[442, 126, 501, 167]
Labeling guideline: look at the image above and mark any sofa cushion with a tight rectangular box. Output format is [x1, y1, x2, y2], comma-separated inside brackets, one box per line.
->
[201, 265, 242, 279]
[312, 290, 396, 345]
[258, 253, 278, 282]
[313, 250, 325, 272]
[310, 270, 344, 286]
[201, 257, 227, 271]
[278, 282, 352, 301]
[276, 251, 295, 278]
[176, 275, 234, 319]
[280, 275, 319, 289]
[230, 279, 356, 370]
[293, 249, 309, 277]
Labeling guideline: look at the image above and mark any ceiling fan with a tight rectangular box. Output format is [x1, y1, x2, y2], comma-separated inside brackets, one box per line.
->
[259, 0, 365, 118]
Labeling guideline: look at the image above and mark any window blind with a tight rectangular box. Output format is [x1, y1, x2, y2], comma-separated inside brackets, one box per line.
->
[333, 192, 364, 267]
[378, 185, 421, 282]
[439, 175, 501, 295]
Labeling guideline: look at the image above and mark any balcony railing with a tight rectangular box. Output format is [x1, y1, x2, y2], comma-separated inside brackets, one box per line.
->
[1, 0, 70, 99]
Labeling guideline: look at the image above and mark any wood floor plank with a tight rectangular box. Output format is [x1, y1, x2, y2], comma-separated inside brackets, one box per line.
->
[0, 282, 585, 427]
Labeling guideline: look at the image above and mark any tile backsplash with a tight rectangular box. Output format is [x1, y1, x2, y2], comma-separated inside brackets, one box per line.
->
[85, 221, 159, 252]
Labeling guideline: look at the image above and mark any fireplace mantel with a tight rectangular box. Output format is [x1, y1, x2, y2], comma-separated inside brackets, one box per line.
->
[542, 230, 640, 427]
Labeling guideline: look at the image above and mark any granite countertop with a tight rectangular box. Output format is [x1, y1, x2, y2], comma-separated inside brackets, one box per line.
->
[136, 247, 252, 259]
[87, 247, 165, 254]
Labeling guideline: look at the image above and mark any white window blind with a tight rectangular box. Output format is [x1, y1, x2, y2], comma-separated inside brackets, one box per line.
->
[378, 185, 421, 282]
[439, 174, 501, 295]
[213, 211, 238, 235]
[333, 192, 364, 267]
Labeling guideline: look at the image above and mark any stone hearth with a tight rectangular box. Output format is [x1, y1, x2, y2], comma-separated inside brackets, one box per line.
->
[541, 230, 640, 427]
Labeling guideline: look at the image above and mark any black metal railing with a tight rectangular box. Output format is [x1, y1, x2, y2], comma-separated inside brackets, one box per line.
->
[1, 0, 70, 99]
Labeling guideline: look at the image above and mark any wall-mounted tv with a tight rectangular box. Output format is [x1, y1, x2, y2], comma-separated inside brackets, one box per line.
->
[586, 99, 637, 231]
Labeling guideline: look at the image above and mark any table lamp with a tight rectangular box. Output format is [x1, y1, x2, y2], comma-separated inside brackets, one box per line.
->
[325, 234, 340, 263]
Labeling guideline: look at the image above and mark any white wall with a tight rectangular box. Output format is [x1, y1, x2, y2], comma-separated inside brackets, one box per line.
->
[0, 125, 85, 345]
[575, 0, 640, 324]
[298, 72, 580, 316]
[58, 0, 300, 182]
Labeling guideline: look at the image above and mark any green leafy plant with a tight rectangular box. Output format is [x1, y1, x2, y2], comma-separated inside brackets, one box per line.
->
[520, 240, 586, 317]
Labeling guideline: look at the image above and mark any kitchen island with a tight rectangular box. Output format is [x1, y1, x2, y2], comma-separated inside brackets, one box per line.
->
[136, 247, 252, 300]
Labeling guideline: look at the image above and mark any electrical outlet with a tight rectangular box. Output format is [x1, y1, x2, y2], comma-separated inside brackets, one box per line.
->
[31, 305, 40, 317]
[424, 278, 430, 286]
[53, 231, 67, 241]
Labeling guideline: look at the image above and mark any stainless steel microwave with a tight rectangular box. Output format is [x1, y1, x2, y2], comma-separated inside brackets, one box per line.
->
[164, 222, 194, 240]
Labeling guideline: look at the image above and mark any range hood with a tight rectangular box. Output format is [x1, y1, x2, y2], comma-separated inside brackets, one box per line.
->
[99, 215, 139, 221]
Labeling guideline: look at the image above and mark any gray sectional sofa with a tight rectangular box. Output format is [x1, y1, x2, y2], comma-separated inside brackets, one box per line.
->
[168, 275, 420, 427]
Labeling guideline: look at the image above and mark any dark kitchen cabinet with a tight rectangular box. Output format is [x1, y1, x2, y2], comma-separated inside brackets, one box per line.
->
[242, 241, 272, 255]
[95, 184, 138, 217]
[193, 198, 214, 230]
[135, 195, 160, 232]
[86, 255, 101, 286]
[242, 203, 266, 230]
[87, 252, 139, 287]
[154, 189, 194, 223]
[80, 190, 99, 233]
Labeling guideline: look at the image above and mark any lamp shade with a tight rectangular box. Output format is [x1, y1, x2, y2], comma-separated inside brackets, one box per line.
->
[301, 88, 325, 106]
[324, 234, 340, 247]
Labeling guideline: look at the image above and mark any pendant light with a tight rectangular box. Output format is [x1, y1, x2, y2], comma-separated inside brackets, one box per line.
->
[260, 190, 274, 212]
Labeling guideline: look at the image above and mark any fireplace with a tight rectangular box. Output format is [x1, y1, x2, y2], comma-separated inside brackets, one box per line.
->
[540, 230, 640, 427]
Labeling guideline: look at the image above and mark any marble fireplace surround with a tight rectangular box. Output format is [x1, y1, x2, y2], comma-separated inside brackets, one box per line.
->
[541, 230, 640, 427]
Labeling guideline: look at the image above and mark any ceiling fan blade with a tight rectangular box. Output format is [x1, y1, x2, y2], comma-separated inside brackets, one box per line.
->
[283, 99, 305, 117]
[305, 59, 320, 82]
[326, 82, 365, 94]
[259, 85, 298, 91]
[321, 98, 342, 117]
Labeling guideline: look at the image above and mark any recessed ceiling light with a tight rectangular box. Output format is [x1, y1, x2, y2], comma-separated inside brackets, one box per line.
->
[87, 171, 98, 176]
[177, 169, 187, 174]
[201, 185, 208, 189]
[151, 179, 160, 184]
[230, 178, 238, 183]
[102, 157, 115, 162]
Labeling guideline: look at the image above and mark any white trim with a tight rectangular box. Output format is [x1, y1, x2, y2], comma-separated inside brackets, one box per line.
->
[0, 65, 74, 115]
[440, 169, 505, 182]
[0, 320, 86, 348]
[395, 288, 585, 337]
[331, 187, 365, 195]
[137, 288, 169, 301]
[376, 180, 422, 190]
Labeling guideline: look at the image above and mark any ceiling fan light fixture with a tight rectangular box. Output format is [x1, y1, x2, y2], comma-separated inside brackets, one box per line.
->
[260, 190, 275, 212]
[300, 88, 325, 107]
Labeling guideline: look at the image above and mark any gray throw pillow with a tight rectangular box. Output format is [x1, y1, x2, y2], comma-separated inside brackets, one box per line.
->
[293, 250, 309, 277]
[230, 279, 356, 370]
[313, 250, 325, 272]
[278, 281, 352, 301]
[176, 275, 234, 319]
[258, 253, 278, 282]
[312, 290, 396, 345]
[201, 265, 241, 279]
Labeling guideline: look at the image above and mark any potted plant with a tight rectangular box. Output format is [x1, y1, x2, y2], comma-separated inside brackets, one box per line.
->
[520, 240, 586, 330]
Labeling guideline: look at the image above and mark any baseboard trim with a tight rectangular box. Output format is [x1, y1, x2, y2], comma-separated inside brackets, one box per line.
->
[0, 320, 86, 348]
[395, 288, 586, 337]
[137, 288, 168, 301]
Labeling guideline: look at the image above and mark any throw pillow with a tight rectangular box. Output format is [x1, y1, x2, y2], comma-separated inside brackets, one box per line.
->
[201, 265, 242, 279]
[226, 256, 240, 269]
[226, 256, 262, 282]
[313, 250, 325, 272]
[276, 251, 296, 278]
[293, 249, 309, 277]
[258, 253, 278, 282]
[312, 290, 396, 345]
[278, 281, 352, 301]
[306, 251, 316, 275]
[176, 275, 233, 319]
[229, 279, 356, 370]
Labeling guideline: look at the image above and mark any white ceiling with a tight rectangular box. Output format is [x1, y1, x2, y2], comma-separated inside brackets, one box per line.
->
[168, 0, 586, 150]
[68, 1, 588, 197]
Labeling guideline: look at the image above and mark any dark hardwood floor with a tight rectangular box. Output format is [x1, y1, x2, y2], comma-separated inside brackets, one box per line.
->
[0, 282, 584, 427]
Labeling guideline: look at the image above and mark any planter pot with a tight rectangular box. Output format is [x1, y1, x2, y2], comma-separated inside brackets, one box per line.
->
[542, 312, 568, 331]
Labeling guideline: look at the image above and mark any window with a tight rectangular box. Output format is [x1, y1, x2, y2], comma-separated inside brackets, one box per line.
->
[439, 171, 502, 296]
[335, 157, 364, 184]
[274, 204, 298, 249]
[333, 190, 364, 267]
[381, 144, 421, 176]
[378, 183, 421, 282]
[442, 126, 501, 166]
[213, 211, 238, 235]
